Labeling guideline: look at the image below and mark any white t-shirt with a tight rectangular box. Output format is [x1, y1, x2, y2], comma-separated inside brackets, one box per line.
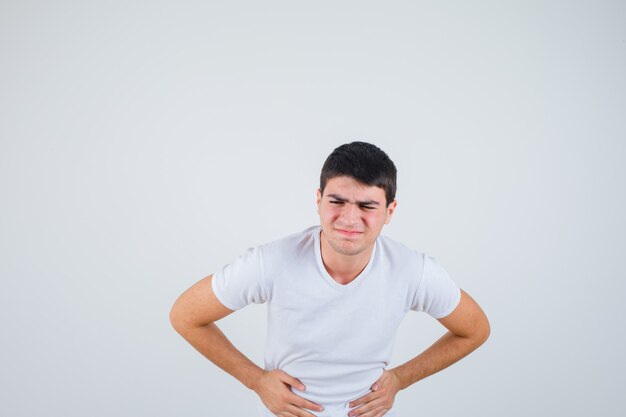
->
[212, 225, 461, 417]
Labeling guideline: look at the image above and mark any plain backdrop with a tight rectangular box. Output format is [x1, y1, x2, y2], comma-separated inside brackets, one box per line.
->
[1, 1, 625, 416]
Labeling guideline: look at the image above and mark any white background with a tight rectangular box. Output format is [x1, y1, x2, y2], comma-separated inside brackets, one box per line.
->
[1, 1, 625, 416]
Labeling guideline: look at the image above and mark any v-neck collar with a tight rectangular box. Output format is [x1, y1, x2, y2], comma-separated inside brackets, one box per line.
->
[313, 226, 377, 291]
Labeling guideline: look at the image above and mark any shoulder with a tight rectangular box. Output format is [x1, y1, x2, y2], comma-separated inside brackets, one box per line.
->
[376, 233, 424, 267]
[255, 225, 319, 259]
[260, 225, 318, 248]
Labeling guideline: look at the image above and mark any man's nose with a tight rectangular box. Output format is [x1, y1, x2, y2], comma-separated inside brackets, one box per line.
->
[340, 203, 359, 224]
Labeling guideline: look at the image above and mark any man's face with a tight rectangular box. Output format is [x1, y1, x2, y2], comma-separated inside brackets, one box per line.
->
[316, 176, 397, 257]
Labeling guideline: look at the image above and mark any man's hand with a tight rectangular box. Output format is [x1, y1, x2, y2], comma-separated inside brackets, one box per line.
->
[347, 369, 401, 417]
[253, 369, 325, 417]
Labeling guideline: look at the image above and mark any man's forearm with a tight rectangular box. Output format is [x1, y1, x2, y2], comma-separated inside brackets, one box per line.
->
[390, 331, 487, 391]
[174, 322, 264, 391]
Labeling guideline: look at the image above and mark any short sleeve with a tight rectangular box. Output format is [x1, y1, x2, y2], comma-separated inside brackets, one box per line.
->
[211, 246, 268, 311]
[410, 255, 461, 318]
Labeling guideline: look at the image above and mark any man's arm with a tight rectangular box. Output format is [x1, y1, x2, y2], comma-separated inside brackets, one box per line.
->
[347, 289, 490, 417]
[169, 274, 263, 390]
[169, 274, 324, 417]
[391, 288, 491, 389]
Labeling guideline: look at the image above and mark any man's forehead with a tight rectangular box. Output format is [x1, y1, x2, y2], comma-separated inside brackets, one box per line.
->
[322, 177, 386, 201]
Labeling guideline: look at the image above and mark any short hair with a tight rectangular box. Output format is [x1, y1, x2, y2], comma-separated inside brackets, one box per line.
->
[320, 141, 397, 206]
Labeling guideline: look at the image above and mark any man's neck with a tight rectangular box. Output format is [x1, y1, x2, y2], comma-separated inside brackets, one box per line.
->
[319, 231, 374, 285]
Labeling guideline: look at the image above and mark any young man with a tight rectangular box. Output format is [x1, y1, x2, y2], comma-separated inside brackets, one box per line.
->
[170, 142, 490, 417]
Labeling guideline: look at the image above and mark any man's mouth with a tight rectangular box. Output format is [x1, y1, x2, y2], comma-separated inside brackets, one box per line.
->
[336, 229, 363, 236]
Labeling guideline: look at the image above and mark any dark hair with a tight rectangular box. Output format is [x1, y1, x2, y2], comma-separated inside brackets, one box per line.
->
[320, 141, 397, 206]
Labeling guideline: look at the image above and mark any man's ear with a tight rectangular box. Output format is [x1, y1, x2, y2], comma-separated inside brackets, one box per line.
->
[384, 199, 398, 225]
[316, 189, 322, 214]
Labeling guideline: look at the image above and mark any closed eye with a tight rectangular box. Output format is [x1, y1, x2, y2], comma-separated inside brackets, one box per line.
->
[330, 201, 375, 210]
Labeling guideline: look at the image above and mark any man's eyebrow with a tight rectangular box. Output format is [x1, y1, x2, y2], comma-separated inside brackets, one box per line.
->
[326, 194, 381, 206]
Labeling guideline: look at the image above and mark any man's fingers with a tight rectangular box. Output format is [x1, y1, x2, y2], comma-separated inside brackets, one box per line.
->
[366, 406, 388, 417]
[348, 400, 383, 417]
[285, 403, 318, 417]
[371, 377, 383, 391]
[293, 395, 324, 412]
[349, 392, 376, 408]
[277, 412, 298, 417]
[351, 403, 386, 417]
[279, 371, 306, 391]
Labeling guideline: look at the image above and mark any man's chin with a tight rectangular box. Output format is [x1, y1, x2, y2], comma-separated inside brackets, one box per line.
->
[329, 241, 366, 257]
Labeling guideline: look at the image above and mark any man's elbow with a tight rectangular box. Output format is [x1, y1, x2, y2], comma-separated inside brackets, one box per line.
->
[169, 303, 180, 331]
[169, 299, 189, 334]
[474, 316, 491, 346]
